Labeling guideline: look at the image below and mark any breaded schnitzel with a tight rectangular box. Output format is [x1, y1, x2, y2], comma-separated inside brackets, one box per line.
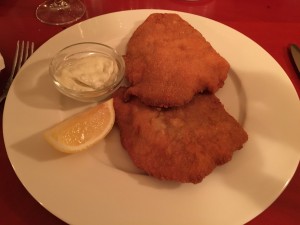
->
[124, 13, 230, 108]
[113, 88, 248, 183]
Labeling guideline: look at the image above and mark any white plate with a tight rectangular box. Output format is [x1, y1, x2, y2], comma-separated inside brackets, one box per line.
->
[3, 9, 300, 225]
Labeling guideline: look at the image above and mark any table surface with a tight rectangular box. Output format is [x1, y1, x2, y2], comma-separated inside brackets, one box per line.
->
[0, 0, 299, 224]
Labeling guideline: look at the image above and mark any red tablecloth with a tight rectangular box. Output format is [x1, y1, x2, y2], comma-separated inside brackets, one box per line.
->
[0, 0, 299, 224]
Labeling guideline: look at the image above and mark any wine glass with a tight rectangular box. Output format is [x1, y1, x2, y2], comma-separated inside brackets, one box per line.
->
[36, 0, 86, 25]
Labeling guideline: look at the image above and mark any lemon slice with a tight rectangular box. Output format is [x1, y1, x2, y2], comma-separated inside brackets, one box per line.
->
[44, 99, 115, 153]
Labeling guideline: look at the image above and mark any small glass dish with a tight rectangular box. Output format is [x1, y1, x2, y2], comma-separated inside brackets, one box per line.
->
[49, 42, 125, 102]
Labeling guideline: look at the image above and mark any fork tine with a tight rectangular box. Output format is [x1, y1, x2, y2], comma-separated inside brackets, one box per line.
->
[16, 40, 25, 73]
[10, 40, 20, 82]
[24, 41, 35, 61]
[30, 42, 35, 55]
[24, 41, 29, 61]
[0, 40, 35, 103]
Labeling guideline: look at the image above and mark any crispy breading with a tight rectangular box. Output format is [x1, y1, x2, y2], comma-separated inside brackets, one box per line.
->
[113, 88, 248, 183]
[124, 13, 230, 108]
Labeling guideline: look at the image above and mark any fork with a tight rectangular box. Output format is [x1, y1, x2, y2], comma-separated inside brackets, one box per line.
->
[0, 40, 35, 103]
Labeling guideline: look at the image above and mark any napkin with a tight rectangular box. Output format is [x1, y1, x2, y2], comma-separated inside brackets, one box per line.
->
[0, 52, 5, 71]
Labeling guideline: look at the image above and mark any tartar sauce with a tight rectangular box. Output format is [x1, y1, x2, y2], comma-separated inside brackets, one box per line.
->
[54, 54, 118, 91]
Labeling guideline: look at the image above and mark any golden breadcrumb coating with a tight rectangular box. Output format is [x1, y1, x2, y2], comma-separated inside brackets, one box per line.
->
[124, 13, 230, 108]
[114, 88, 248, 183]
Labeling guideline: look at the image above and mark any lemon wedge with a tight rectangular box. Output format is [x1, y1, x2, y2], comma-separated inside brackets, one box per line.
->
[44, 99, 115, 153]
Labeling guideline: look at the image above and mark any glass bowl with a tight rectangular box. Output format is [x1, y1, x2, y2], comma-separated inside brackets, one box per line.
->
[49, 42, 125, 102]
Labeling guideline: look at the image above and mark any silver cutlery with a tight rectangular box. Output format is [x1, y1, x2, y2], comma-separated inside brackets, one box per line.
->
[289, 44, 300, 77]
[0, 40, 35, 103]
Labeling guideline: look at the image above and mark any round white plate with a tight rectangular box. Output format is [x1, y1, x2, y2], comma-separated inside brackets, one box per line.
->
[3, 9, 300, 225]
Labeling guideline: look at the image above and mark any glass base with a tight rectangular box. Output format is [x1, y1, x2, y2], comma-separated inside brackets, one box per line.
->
[36, 0, 86, 25]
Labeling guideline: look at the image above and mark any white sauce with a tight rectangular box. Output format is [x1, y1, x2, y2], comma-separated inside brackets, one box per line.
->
[54, 54, 118, 91]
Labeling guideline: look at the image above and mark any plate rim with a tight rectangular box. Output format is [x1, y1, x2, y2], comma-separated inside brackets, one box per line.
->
[3, 9, 300, 225]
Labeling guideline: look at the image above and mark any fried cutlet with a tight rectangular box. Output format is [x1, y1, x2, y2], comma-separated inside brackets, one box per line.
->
[124, 13, 230, 108]
[113, 88, 248, 184]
